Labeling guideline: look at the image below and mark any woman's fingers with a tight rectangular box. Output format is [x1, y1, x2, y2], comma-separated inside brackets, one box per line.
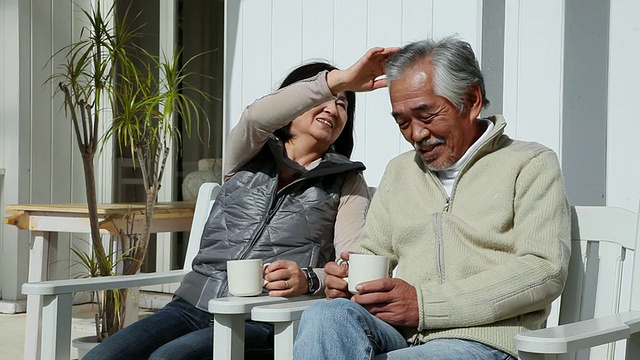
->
[337, 46, 400, 93]
[264, 261, 308, 296]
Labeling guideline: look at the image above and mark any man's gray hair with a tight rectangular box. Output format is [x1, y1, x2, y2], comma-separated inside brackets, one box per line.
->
[385, 36, 490, 113]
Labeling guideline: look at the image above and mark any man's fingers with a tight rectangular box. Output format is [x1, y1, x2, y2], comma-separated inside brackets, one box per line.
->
[354, 277, 396, 294]
[324, 261, 349, 278]
[325, 288, 352, 300]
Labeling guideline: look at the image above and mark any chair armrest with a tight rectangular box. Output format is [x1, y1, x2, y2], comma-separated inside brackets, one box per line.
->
[208, 294, 320, 315]
[208, 295, 321, 360]
[22, 269, 189, 296]
[515, 311, 640, 354]
[251, 298, 324, 322]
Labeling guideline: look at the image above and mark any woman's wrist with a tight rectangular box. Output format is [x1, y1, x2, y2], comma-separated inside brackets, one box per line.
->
[326, 69, 347, 96]
[301, 267, 320, 294]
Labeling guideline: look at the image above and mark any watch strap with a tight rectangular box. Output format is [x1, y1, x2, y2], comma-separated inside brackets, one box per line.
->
[303, 267, 320, 294]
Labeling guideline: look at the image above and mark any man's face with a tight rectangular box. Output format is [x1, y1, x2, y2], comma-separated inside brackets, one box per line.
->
[389, 61, 480, 171]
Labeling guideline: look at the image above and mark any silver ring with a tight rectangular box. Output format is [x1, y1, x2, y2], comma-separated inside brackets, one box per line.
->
[285, 280, 290, 289]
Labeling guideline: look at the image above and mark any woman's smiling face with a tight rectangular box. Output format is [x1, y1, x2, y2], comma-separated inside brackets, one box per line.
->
[288, 93, 349, 151]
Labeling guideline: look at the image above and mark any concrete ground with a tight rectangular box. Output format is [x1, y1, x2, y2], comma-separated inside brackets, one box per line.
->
[0, 292, 167, 360]
[0, 304, 96, 360]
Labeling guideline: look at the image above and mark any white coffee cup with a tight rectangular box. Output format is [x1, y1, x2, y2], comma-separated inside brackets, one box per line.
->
[227, 259, 266, 297]
[347, 254, 389, 294]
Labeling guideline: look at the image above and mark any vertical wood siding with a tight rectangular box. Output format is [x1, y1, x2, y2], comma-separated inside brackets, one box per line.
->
[607, 0, 640, 211]
[225, 0, 486, 187]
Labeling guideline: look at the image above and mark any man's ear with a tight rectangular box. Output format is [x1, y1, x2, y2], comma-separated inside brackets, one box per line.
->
[464, 83, 483, 121]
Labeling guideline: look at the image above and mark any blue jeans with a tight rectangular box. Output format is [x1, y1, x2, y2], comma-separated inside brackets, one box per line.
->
[83, 296, 274, 360]
[294, 298, 516, 360]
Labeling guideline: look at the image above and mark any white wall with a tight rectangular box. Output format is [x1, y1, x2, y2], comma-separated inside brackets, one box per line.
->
[224, 0, 640, 214]
[607, 0, 640, 212]
[224, 0, 488, 187]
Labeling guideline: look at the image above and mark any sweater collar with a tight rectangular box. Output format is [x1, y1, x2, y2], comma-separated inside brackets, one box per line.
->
[439, 118, 494, 178]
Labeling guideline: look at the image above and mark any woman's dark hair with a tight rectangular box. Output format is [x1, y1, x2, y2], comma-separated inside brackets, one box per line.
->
[273, 62, 356, 158]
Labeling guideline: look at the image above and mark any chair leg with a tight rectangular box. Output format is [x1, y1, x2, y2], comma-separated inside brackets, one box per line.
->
[272, 320, 298, 360]
[213, 313, 245, 360]
[626, 332, 640, 359]
[40, 293, 73, 360]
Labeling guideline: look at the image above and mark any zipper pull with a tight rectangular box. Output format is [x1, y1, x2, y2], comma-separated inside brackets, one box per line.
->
[411, 334, 421, 346]
[443, 197, 450, 212]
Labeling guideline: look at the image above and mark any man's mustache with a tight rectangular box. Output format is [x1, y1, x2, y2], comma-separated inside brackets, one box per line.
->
[414, 137, 445, 150]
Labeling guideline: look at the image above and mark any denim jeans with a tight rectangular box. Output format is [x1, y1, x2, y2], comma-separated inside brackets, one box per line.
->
[83, 296, 274, 360]
[294, 298, 516, 360]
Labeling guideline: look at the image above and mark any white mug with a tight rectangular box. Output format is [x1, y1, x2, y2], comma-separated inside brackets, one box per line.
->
[227, 259, 266, 296]
[347, 254, 389, 294]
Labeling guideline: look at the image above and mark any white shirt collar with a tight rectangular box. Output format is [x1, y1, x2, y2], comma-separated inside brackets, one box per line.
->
[439, 118, 494, 179]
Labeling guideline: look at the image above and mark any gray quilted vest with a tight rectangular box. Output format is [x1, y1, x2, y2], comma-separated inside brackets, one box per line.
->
[176, 137, 365, 310]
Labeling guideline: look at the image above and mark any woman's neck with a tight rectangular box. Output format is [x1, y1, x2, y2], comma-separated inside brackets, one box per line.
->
[283, 139, 325, 169]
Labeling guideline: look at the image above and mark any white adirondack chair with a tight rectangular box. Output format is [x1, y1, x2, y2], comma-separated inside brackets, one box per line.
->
[251, 201, 640, 360]
[21, 182, 222, 359]
[515, 201, 640, 359]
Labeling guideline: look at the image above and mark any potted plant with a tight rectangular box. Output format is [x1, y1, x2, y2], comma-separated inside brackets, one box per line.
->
[50, 2, 210, 347]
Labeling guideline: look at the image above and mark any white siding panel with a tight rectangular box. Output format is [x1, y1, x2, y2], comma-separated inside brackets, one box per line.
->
[335, 0, 368, 164]
[432, 0, 482, 53]
[242, 0, 273, 113]
[302, 0, 334, 61]
[272, 0, 303, 86]
[31, 0, 54, 203]
[51, 1, 73, 205]
[607, 0, 640, 210]
[49, 0, 73, 280]
[70, 0, 87, 204]
[0, 0, 28, 301]
[505, 0, 564, 153]
[224, 0, 244, 137]
[402, 0, 434, 44]
[502, 0, 520, 139]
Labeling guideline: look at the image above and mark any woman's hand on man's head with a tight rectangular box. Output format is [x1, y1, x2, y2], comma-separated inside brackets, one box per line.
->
[327, 47, 400, 95]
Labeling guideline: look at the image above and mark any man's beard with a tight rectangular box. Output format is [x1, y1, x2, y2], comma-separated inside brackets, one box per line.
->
[415, 137, 453, 171]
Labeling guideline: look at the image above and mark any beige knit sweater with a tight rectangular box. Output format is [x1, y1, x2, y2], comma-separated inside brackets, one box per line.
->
[354, 115, 571, 356]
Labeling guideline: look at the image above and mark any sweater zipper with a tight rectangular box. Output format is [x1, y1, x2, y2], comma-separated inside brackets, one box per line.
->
[237, 177, 304, 260]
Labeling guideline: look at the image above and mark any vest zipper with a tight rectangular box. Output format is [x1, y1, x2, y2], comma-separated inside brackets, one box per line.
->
[237, 178, 304, 260]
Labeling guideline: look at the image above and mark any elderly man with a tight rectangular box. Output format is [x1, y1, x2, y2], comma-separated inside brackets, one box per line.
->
[293, 37, 571, 359]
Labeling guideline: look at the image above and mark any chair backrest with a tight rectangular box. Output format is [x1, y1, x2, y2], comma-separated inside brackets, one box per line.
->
[183, 182, 222, 271]
[557, 201, 640, 359]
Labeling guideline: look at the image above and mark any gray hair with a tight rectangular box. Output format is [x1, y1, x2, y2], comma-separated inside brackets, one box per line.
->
[385, 36, 490, 113]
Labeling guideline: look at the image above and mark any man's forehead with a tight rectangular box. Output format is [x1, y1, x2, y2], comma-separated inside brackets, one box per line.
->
[390, 80, 434, 106]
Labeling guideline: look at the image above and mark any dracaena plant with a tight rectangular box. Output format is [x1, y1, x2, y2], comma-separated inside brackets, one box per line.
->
[50, 2, 210, 340]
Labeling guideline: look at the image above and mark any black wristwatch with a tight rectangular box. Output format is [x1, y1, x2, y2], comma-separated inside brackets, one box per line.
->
[302, 267, 320, 294]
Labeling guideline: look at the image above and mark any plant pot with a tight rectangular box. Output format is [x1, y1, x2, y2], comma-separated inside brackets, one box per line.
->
[72, 335, 100, 360]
